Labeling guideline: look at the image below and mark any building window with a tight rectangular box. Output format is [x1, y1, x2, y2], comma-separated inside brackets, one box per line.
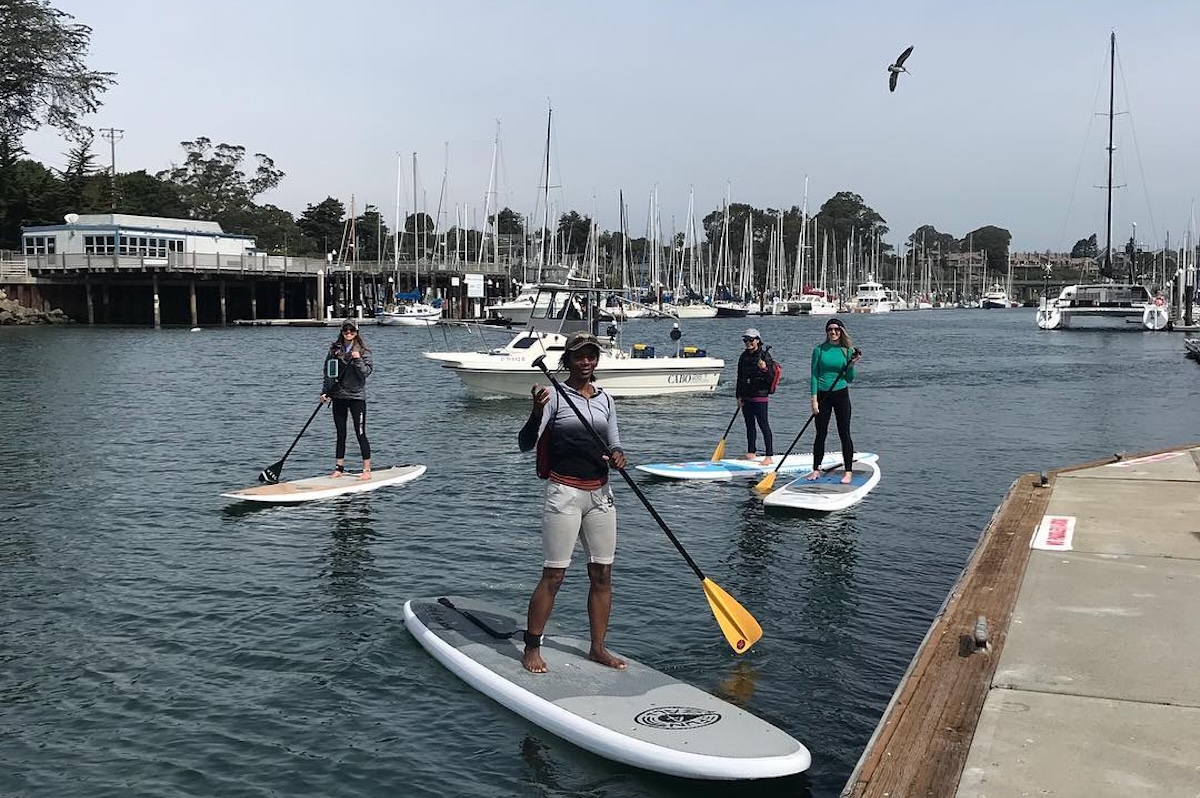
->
[116, 235, 181, 257]
[23, 235, 56, 255]
[84, 235, 116, 255]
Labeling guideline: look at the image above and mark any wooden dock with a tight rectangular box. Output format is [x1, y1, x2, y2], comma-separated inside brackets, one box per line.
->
[842, 444, 1200, 797]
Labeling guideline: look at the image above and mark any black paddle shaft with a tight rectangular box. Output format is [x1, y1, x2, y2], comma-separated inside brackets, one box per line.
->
[720, 405, 741, 439]
[767, 348, 860, 478]
[531, 356, 708, 581]
[259, 401, 325, 483]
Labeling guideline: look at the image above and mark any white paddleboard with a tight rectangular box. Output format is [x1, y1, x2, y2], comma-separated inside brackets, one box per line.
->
[636, 451, 878, 481]
[404, 596, 811, 780]
[221, 464, 426, 503]
[763, 460, 880, 512]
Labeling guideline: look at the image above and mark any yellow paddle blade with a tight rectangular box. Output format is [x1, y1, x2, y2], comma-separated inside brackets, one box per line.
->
[753, 470, 778, 494]
[702, 577, 763, 654]
[711, 438, 727, 462]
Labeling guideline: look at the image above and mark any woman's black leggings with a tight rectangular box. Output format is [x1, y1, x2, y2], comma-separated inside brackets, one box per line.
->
[332, 398, 371, 460]
[812, 388, 853, 470]
[742, 400, 773, 456]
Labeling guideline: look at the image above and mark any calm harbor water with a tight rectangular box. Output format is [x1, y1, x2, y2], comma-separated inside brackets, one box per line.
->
[3, 310, 1198, 798]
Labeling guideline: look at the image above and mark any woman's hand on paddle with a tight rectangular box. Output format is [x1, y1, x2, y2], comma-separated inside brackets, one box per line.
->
[319, 393, 330, 403]
[606, 449, 628, 469]
[349, 349, 361, 360]
[530, 384, 550, 407]
[810, 396, 819, 414]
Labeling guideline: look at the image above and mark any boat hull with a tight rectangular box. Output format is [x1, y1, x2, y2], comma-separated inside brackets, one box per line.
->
[430, 356, 724, 399]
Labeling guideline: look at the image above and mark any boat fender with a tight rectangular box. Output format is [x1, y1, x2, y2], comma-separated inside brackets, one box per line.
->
[1154, 296, 1165, 306]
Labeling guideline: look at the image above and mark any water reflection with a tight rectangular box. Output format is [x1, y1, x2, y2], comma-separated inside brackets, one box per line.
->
[713, 659, 761, 708]
[321, 497, 379, 615]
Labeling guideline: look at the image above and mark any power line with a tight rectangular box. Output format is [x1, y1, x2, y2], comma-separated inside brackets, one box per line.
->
[98, 127, 124, 211]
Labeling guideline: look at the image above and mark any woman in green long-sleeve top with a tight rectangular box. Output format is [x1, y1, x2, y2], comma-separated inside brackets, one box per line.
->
[805, 317, 862, 484]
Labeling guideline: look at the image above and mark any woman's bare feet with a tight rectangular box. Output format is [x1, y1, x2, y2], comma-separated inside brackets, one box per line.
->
[589, 646, 627, 669]
[330, 465, 345, 478]
[358, 469, 372, 481]
[804, 469, 822, 481]
[744, 453, 759, 460]
[522, 647, 548, 674]
[840, 470, 854, 484]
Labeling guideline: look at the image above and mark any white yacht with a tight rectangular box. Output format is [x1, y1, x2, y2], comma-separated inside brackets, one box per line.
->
[425, 284, 725, 398]
[981, 285, 1010, 309]
[849, 279, 895, 313]
[797, 290, 838, 315]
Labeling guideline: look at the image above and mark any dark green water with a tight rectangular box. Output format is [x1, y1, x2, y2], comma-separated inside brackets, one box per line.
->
[2, 310, 1197, 798]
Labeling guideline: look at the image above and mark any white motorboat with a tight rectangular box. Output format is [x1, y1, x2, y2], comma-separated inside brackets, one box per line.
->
[849, 278, 894, 313]
[797, 291, 838, 315]
[981, 285, 1010, 309]
[377, 302, 442, 326]
[424, 284, 725, 399]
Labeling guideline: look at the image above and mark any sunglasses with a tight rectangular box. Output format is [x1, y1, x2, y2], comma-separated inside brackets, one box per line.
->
[826, 327, 842, 333]
[341, 327, 357, 333]
[742, 336, 757, 342]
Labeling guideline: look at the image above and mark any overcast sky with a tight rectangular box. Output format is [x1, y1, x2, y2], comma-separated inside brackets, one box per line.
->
[23, 0, 1200, 252]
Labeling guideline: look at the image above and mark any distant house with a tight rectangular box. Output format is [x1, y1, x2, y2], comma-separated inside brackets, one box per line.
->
[21, 213, 256, 267]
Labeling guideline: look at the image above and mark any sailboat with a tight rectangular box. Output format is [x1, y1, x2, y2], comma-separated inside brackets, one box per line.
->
[1036, 33, 1167, 332]
[378, 153, 443, 326]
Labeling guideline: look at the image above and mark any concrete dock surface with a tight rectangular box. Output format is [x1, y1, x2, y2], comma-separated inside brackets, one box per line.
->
[842, 443, 1200, 798]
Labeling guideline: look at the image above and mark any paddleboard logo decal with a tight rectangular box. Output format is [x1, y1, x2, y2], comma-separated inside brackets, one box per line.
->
[634, 706, 721, 730]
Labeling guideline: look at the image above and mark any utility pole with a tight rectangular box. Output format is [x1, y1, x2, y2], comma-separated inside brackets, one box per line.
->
[99, 127, 124, 211]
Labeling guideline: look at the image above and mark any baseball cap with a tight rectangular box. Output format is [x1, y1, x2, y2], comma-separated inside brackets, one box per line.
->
[341, 318, 359, 331]
[564, 331, 601, 352]
[742, 328, 761, 339]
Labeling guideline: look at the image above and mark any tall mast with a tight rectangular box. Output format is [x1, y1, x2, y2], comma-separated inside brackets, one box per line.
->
[538, 106, 552, 278]
[1104, 31, 1115, 279]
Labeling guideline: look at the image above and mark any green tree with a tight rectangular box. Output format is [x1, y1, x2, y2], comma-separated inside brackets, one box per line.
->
[557, 210, 591, 256]
[219, 204, 302, 254]
[353, 204, 389, 262]
[54, 132, 106, 212]
[0, 156, 60, 248]
[297, 197, 346, 257]
[112, 170, 188, 217]
[157, 137, 284, 220]
[496, 207, 524, 235]
[1070, 233, 1098, 259]
[0, 0, 114, 140]
[813, 191, 889, 266]
[404, 212, 435, 258]
[962, 225, 1012, 280]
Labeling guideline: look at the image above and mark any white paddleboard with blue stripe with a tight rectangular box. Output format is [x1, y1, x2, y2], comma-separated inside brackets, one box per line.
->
[404, 596, 811, 780]
[636, 451, 877, 481]
[763, 460, 880, 512]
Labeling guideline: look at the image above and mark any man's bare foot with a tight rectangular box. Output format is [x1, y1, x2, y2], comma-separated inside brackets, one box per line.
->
[589, 647, 627, 669]
[840, 471, 854, 484]
[522, 647, 548, 673]
[358, 470, 371, 481]
[804, 470, 822, 481]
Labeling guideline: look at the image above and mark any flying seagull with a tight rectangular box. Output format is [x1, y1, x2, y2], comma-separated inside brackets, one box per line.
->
[888, 45, 914, 92]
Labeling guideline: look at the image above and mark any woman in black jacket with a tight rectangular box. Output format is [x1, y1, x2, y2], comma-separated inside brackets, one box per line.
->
[734, 328, 775, 462]
[319, 319, 374, 479]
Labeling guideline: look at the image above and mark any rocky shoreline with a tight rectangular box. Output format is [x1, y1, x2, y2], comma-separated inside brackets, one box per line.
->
[0, 290, 72, 325]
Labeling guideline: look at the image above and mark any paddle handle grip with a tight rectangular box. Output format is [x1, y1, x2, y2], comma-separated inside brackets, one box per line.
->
[532, 357, 708, 581]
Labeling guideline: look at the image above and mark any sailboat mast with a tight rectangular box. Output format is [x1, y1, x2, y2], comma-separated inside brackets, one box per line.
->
[1104, 31, 1115, 279]
[539, 107, 552, 277]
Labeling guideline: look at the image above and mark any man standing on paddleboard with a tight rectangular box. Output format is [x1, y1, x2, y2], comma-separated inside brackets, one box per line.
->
[518, 331, 627, 674]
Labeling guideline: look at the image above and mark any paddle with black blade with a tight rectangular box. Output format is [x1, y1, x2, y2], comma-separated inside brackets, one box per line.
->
[754, 348, 859, 494]
[532, 355, 762, 654]
[710, 406, 741, 461]
[258, 401, 325, 483]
